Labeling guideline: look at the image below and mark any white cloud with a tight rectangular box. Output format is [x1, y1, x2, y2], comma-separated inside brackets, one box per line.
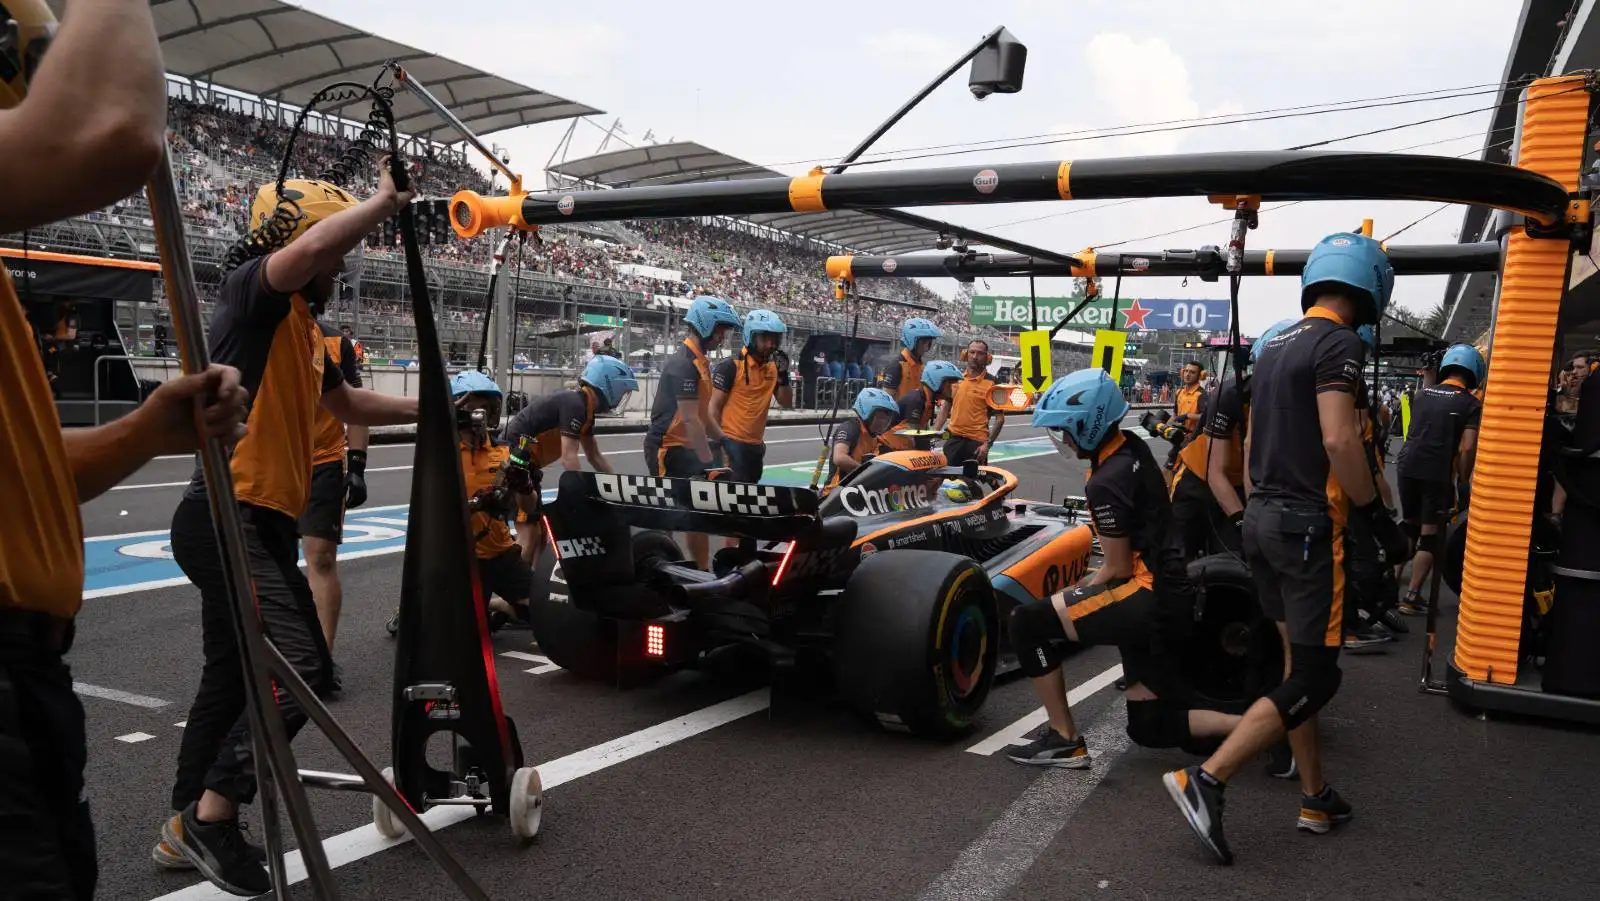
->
[860, 30, 965, 74]
[1083, 34, 1200, 156]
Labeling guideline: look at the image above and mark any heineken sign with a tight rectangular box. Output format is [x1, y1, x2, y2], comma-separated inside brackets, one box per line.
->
[970, 295, 1231, 332]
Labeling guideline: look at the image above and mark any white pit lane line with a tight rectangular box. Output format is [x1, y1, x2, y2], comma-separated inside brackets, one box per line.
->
[148, 689, 772, 900]
[964, 664, 1124, 756]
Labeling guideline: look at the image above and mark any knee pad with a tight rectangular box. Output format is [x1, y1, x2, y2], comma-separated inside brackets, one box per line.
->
[1125, 699, 1191, 750]
[1267, 644, 1343, 730]
[1009, 600, 1069, 678]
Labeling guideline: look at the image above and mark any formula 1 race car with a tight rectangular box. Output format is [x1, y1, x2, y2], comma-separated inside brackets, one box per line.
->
[529, 449, 1277, 738]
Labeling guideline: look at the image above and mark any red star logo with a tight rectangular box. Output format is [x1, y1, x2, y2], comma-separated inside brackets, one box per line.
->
[1120, 299, 1152, 331]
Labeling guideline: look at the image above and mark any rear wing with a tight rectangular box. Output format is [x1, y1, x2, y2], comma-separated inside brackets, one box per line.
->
[549, 471, 822, 542]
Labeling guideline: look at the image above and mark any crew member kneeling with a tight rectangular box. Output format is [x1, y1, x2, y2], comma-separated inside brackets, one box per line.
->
[1163, 232, 1410, 865]
[1004, 369, 1245, 767]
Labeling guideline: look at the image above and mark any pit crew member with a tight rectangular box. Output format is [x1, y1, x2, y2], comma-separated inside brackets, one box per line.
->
[882, 359, 960, 452]
[453, 371, 544, 624]
[710, 309, 792, 484]
[933, 339, 1003, 465]
[826, 388, 900, 489]
[879, 317, 942, 400]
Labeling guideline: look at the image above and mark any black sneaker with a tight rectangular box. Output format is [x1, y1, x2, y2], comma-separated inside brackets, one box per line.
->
[164, 803, 271, 896]
[1343, 623, 1394, 653]
[1397, 591, 1430, 616]
[1380, 606, 1409, 634]
[1003, 724, 1091, 769]
[1296, 785, 1354, 834]
[1163, 766, 1234, 864]
[1265, 741, 1297, 780]
[155, 812, 266, 868]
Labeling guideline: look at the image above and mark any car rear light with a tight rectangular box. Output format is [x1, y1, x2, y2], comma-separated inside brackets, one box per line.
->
[645, 623, 666, 658]
[542, 515, 559, 559]
[771, 543, 797, 586]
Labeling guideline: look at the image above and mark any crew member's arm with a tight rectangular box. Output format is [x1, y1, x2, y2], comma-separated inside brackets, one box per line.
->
[1208, 434, 1244, 517]
[580, 435, 613, 474]
[62, 365, 249, 501]
[320, 378, 420, 426]
[830, 421, 863, 476]
[263, 160, 412, 295]
[1242, 431, 1253, 499]
[931, 391, 951, 434]
[1457, 427, 1479, 483]
[0, 0, 168, 232]
[773, 360, 794, 408]
[1317, 343, 1380, 508]
[708, 358, 736, 448]
[555, 391, 593, 472]
[339, 336, 372, 454]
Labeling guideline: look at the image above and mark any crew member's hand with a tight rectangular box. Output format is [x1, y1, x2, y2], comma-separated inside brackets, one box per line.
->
[141, 365, 250, 455]
[773, 350, 791, 385]
[977, 442, 990, 464]
[345, 449, 368, 509]
[377, 156, 416, 212]
[1358, 499, 1411, 563]
[504, 463, 536, 496]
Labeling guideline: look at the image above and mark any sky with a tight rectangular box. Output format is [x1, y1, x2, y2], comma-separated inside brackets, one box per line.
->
[301, 0, 1529, 333]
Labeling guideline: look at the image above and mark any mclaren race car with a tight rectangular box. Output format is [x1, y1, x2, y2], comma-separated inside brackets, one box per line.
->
[530, 449, 1277, 739]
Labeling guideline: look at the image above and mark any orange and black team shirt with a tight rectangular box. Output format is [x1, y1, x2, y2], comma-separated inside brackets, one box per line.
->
[712, 349, 778, 445]
[1174, 379, 1247, 489]
[1246, 309, 1365, 519]
[459, 436, 516, 559]
[881, 383, 937, 451]
[0, 272, 85, 618]
[1174, 382, 1204, 430]
[825, 416, 882, 489]
[310, 320, 364, 467]
[1395, 375, 1481, 487]
[1084, 430, 1172, 590]
[646, 336, 713, 449]
[183, 256, 348, 520]
[879, 348, 924, 401]
[500, 386, 598, 469]
[947, 369, 998, 441]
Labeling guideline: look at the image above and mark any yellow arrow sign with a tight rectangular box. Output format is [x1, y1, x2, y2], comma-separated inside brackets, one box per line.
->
[1092, 329, 1127, 384]
[1019, 329, 1052, 393]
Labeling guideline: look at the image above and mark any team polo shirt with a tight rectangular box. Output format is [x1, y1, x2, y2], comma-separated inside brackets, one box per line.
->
[460, 437, 515, 559]
[825, 417, 881, 489]
[1395, 377, 1480, 486]
[1175, 383, 1204, 428]
[646, 337, 713, 449]
[1176, 378, 1247, 486]
[183, 256, 347, 519]
[712, 349, 778, 445]
[1246, 308, 1365, 513]
[880, 348, 924, 400]
[947, 370, 997, 441]
[310, 320, 363, 466]
[0, 271, 85, 618]
[897, 384, 935, 429]
[501, 386, 597, 469]
[1086, 430, 1174, 590]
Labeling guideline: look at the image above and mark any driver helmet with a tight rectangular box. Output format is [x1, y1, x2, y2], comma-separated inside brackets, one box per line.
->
[1250, 318, 1298, 365]
[901, 318, 942, 357]
[685, 295, 742, 340]
[742, 309, 787, 356]
[940, 479, 973, 503]
[1438, 343, 1487, 390]
[853, 387, 899, 435]
[1031, 368, 1129, 454]
[1301, 232, 1394, 327]
[920, 359, 963, 395]
[450, 369, 504, 429]
[580, 355, 638, 413]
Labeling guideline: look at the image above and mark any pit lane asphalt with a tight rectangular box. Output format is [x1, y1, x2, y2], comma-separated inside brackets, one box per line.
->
[70, 421, 1600, 900]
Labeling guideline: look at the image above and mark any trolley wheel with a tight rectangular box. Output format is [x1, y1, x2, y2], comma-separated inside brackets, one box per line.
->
[508, 767, 543, 840]
[373, 767, 407, 840]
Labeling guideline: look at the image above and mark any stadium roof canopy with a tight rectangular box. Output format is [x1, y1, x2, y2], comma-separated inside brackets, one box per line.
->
[85, 0, 603, 143]
[549, 141, 956, 255]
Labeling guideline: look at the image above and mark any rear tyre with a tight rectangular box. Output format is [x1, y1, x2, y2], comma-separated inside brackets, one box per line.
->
[1176, 554, 1283, 714]
[526, 531, 682, 683]
[834, 550, 999, 739]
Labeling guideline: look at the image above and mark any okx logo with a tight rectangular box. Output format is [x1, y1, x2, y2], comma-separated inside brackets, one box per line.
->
[555, 536, 607, 559]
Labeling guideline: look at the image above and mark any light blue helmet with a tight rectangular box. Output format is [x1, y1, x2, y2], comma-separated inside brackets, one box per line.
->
[1438, 343, 1487, 390]
[685, 295, 742, 339]
[1251, 318, 1298, 364]
[581, 355, 638, 412]
[742, 308, 787, 348]
[901, 317, 943, 353]
[1356, 324, 1376, 351]
[450, 369, 502, 399]
[1301, 232, 1394, 326]
[1031, 368, 1129, 453]
[920, 360, 963, 394]
[853, 387, 900, 432]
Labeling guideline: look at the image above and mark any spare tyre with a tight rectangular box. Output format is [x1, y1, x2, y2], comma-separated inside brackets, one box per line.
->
[1174, 553, 1282, 714]
[833, 550, 999, 739]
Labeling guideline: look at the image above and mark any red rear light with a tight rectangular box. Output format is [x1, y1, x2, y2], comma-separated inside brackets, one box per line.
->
[645, 623, 666, 657]
[542, 515, 559, 559]
[771, 542, 797, 586]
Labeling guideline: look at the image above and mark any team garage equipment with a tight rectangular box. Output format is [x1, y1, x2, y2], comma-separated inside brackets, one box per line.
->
[453, 74, 1600, 728]
[530, 451, 1280, 738]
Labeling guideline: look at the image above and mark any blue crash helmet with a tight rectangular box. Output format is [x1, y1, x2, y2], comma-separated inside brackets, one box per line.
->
[685, 295, 742, 339]
[901, 317, 943, 352]
[1032, 368, 1129, 453]
[1250, 318, 1298, 364]
[853, 387, 900, 433]
[450, 369, 503, 399]
[1438, 343, 1487, 390]
[581, 355, 638, 412]
[920, 359, 963, 394]
[742, 308, 787, 348]
[1300, 232, 1394, 326]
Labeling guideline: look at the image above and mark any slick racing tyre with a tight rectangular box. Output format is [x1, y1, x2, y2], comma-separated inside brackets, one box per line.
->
[527, 531, 682, 683]
[834, 550, 999, 739]
[1176, 554, 1282, 714]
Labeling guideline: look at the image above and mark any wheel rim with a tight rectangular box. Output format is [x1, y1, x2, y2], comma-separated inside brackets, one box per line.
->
[946, 602, 988, 700]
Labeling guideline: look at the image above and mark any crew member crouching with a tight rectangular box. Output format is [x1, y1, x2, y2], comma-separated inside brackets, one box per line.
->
[826, 388, 899, 489]
[452, 372, 543, 625]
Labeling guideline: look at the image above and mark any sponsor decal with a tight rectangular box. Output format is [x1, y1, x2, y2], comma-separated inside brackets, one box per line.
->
[973, 169, 999, 194]
[905, 454, 941, 469]
[557, 195, 576, 215]
[839, 482, 932, 517]
[882, 258, 898, 273]
[887, 530, 930, 549]
[859, 541, 878, 556]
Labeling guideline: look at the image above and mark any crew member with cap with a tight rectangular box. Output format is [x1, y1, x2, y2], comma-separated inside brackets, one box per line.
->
[1394, 343, 1485, 615]
[934, 339, 1003, 465]
[643, 295, 742, 568]
[157, 162, 421, 895]
[2, 4, 251, 894]
[880, 317, 942, 399]
[1004, 370, 1249, 767]
[883, 360, 961, 452]
[300, 312, 368, 692]
[1164, 233, 1410, 865]
[710, 309, 792, 484]
[501, 354, 636, 560]
[826, 388, 900, 488]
